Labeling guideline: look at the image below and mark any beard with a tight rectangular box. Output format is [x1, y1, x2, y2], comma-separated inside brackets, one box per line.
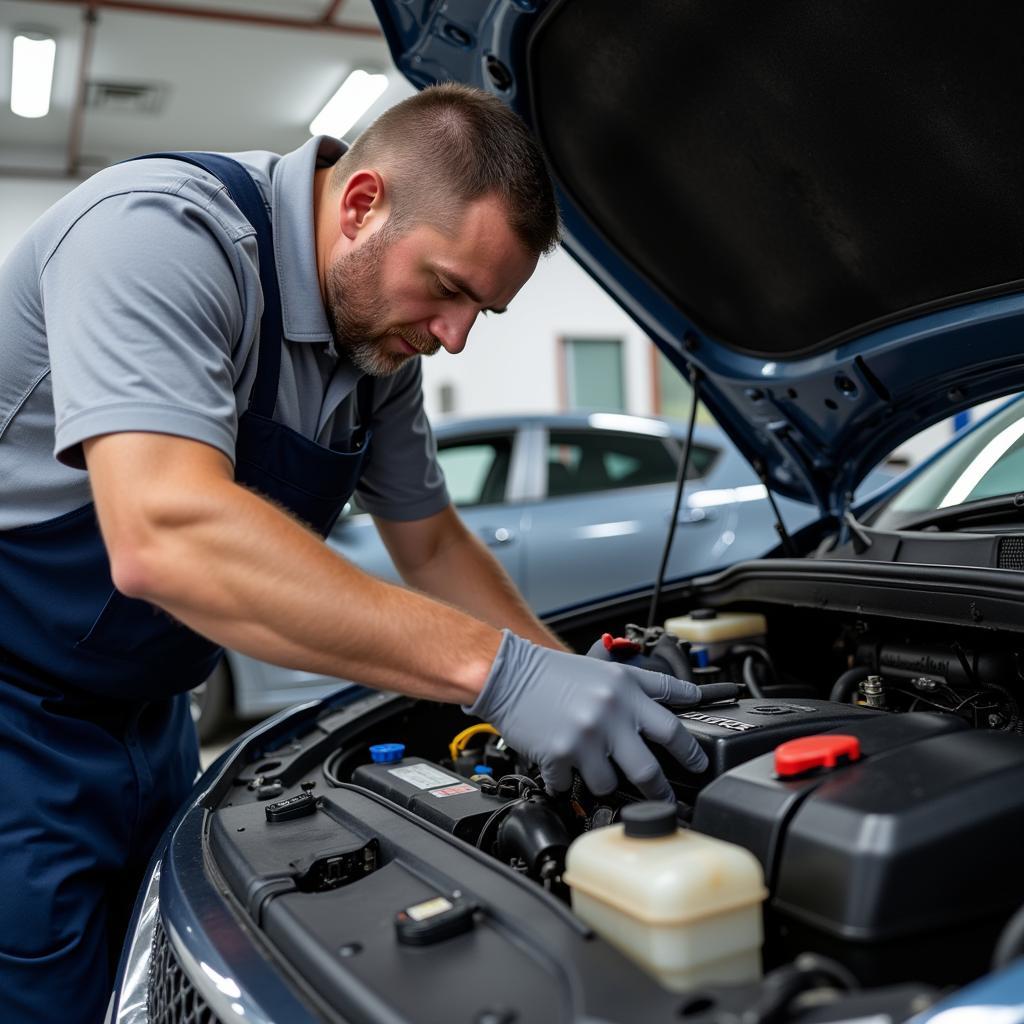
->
[323, 227, 441, 377]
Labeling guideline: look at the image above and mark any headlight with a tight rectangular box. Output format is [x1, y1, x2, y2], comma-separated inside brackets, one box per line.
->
[110, 859, 162, 1024]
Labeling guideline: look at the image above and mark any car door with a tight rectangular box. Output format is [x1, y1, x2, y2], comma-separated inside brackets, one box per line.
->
[434, 430, 527, 590]
[521, 427, 731, 613]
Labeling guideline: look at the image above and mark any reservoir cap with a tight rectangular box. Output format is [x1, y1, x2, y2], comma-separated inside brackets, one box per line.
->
[775, 734, 861, 778]
[690, 608, 718, 620]
[369, 743, 405, 764]
[621, 801, 677, 839]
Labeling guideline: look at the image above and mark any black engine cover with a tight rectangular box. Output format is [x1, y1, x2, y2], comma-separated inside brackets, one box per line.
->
[693, 712, 1024, 985]
[663, 698, 880, 796]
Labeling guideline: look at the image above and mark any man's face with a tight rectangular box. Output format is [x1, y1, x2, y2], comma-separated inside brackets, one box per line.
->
[324, 193, 538, 376]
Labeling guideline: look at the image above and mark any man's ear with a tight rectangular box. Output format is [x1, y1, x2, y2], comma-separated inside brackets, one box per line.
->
[339, 169, 387, 241]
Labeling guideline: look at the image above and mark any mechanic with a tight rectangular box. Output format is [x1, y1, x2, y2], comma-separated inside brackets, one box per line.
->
[0, 83, 708, 1020]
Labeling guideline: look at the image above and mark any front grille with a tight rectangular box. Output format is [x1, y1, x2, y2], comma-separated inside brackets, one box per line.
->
[148, 918, 224, 1024]
[998, 536, 1024, 571]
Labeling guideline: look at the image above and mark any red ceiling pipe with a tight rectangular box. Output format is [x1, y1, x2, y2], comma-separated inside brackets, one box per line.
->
[321, 0, 348, 23]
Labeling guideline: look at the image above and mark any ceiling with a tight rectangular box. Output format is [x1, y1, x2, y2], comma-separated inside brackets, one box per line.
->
[0, 0, 415, 178]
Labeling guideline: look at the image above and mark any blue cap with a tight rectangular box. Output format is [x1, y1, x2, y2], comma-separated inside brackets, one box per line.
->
[369, 743, 405, 764]
[473, 764, 493, 775]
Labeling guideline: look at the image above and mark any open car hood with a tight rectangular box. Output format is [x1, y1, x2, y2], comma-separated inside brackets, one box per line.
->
[371, 0, 1024, 515]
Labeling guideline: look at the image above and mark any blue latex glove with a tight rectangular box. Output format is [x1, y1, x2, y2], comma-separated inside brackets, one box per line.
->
[464, 630, 709, 801]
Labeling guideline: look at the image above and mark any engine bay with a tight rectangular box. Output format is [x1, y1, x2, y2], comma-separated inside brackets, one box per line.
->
[202, 592, 1024, 1022]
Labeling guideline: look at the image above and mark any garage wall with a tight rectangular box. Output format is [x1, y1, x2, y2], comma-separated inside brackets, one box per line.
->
[0, 175, 78, 257]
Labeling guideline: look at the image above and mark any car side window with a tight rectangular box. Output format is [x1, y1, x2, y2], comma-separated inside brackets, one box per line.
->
[546, 430, 715, 498]
[436, 435, 513, 508]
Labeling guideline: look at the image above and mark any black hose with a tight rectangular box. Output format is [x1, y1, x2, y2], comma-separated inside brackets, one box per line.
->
[830, 666, 870, 703]
[994, 902, 1024, 970]
[731, 644, 776, 675]
[323, 748, 345, 787]
[746, 953, 858, 1024]
[652, 631, 692, 679]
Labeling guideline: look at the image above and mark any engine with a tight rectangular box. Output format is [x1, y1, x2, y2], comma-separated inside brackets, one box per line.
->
[343, 607, 1024, 994]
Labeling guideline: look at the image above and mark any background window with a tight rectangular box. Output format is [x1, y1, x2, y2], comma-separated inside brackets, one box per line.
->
[564, 338, 625, 411]
[436, 436, 512, 507]
[546, 430, 714, 498]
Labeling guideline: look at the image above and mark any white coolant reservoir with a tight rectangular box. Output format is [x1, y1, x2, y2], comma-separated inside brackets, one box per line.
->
[664, 609, 767, 663]
[664, 609, 767, 644]
[564, 803, 766, 992]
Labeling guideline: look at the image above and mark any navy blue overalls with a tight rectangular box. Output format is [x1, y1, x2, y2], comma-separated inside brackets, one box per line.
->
[0, 154, 372, 1022]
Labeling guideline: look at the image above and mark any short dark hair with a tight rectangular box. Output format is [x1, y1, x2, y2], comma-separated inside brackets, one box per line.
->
[330, 82, 560, 257]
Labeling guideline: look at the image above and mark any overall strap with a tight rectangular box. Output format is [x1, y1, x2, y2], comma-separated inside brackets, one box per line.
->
[123, 152, 282, 419]
[354, 373, 376, 444]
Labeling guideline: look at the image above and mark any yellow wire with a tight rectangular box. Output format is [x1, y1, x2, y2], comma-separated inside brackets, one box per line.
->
[448, 722, 499, 765]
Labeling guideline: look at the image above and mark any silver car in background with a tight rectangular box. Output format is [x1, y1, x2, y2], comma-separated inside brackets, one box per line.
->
[192, 411, 887, 738]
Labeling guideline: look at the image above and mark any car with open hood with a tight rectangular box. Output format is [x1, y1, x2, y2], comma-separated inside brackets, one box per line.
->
[109, 2, 1024, 1022]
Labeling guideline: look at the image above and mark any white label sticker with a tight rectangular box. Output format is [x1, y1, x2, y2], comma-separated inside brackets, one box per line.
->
[406, 897, 453, 922]
[430, 783, 476, 798]
[388, 764, 459, 790]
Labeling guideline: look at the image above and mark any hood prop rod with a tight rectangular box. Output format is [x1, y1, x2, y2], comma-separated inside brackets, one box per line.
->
[752, 459, 798, 558]
[646, 368, 702, 630]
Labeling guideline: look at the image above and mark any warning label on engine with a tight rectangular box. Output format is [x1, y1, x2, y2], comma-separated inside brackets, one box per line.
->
[430, 783, 476, 798]
[388, 764, 460, 790]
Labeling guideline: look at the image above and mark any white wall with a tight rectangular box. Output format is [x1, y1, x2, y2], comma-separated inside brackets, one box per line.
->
[0, 175, 78, 258]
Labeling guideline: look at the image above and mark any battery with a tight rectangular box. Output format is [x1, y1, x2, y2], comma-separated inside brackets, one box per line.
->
[352, 755, 511, 842]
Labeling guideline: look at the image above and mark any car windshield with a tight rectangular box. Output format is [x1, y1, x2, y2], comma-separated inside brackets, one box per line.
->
[873, 397, 1024, 528]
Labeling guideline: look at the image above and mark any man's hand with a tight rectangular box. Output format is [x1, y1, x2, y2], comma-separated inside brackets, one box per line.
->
[465, 630, 709, 802]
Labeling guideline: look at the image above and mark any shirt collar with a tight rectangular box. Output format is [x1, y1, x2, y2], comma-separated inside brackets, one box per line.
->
[271, 134, 346, 344]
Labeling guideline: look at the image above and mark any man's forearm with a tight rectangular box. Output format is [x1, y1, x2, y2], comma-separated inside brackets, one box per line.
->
[86, 434, 500, 704]
[384, 512, 567, 652]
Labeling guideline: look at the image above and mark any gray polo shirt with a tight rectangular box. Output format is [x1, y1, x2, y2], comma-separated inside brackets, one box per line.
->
[0, 135, 449, 531]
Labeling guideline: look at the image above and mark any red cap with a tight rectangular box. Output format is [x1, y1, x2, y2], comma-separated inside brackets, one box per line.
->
[774, 734, 861, 778]
[602, 633, 642, 654]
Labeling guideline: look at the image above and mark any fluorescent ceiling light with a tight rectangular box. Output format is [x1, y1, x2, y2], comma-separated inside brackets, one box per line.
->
[11, 33, 56, 119]
[310, 69, 388, 138]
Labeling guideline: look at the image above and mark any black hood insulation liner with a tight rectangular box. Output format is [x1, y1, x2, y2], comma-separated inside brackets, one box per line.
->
[529, 0, 1024, 357]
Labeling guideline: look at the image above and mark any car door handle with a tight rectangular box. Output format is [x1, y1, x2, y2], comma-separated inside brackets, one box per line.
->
[479, 526, 516, 546]
[669, 508, 712, 524]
